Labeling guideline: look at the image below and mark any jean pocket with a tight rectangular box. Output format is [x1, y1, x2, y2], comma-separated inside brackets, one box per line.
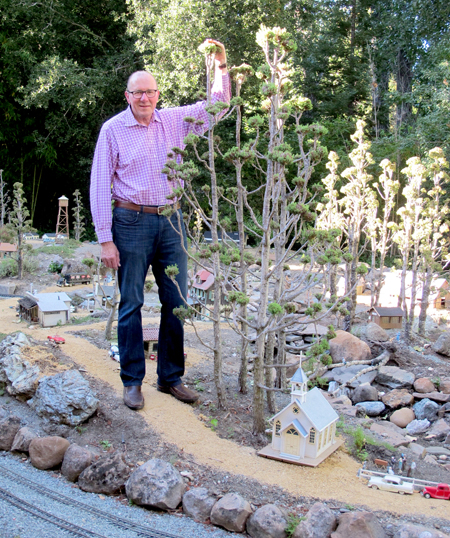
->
[113, 208, 140, 226]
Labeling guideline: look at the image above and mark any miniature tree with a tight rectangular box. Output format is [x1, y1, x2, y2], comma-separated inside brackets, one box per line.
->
[72, 189, 85, 241]
[0, 169, 10, 228]
[9, 183, 33, 278]
[418, 148, 450, 336]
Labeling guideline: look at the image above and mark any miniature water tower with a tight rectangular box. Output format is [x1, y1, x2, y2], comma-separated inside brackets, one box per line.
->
[56, 195, 69, 238]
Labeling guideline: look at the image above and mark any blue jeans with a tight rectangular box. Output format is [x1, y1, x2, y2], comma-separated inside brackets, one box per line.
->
[112, 207, 187, 387]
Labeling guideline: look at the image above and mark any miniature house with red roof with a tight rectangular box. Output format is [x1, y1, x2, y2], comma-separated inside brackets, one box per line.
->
[258, 359, 343, 467]
[189, 269, 215, 319]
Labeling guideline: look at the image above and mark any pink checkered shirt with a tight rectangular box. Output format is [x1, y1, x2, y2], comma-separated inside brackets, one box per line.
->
[90, 74, 231, 244]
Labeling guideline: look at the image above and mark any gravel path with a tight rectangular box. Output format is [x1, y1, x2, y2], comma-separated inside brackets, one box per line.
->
[0, 453, 240, 538]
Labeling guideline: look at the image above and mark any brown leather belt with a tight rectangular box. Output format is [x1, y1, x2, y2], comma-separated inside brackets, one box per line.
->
[114, 201, 180, 215]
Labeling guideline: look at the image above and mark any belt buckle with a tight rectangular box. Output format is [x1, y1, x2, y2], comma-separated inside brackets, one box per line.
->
[157, 205, 165, 215]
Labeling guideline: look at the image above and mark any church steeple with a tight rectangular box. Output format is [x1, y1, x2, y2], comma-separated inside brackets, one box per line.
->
[290, 352, 308, 403]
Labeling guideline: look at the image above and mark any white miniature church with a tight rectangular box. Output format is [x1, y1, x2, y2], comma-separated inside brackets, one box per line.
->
[258, 358, 344, 467]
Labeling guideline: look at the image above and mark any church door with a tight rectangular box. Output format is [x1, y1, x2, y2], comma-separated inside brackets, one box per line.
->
[284, 428, 300, 456]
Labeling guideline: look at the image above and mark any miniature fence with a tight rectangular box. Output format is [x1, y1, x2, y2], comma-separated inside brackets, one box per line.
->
[358, 468, 441, 491]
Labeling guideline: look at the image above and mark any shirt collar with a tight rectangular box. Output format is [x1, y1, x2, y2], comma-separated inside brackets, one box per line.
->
[124, 105, 162, 126]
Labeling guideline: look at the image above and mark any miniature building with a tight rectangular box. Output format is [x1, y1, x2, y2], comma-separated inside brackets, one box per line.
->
[203, 231, 247, 247]
[426, 278, 450, 310]
[0, 243, 17, 258]
[42, 233, 57, 242]
[368, 306, 404, 329]
[258, 361, 343, 467]
[189, 269, 215, 318]
[56, 195, 69, 238]
[23, 232, 40, 241]
[18, 296, 39, 323]
[143, 327, 159, 360]
[29, 292, 72, 327]
[95, 283, 119, 306]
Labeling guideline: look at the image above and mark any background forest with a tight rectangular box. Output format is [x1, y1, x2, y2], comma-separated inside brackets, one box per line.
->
[1, 0, 450, 235]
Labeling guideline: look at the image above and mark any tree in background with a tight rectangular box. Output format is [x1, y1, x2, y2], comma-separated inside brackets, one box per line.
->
[9, 182, 32, 279]
[72, 189, 85, 241]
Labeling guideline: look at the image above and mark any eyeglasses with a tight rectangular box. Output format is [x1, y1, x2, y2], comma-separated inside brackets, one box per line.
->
[127, 89, 158, 99]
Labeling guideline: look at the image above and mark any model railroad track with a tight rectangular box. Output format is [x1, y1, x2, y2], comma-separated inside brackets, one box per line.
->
[0, 463, 182, 538]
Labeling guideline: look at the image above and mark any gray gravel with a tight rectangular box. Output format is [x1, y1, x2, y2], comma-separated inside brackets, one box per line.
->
[0, 452, 241, 538]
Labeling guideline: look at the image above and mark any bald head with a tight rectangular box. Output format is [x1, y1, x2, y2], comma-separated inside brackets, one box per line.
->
[127, 70, 157, 91]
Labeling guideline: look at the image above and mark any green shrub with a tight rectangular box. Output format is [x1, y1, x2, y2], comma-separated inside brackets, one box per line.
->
[48, 261, 64, 273]
[23, 257, 39, 274]
[0, 258, 18, 277]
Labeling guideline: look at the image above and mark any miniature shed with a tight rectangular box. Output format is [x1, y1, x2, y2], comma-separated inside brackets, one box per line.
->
[18, 296, 39, 323]
[258, 363, 343, 467]
[427, 278, 450, 310]
[368, 306, 404, 329]
[143, 327, 159, 360]
[31, 292, 72, 327]
[0, 243, 17, 258]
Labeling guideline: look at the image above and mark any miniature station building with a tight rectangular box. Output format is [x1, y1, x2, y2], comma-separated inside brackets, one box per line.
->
[0, 243, 17, 258]
[23, 232, 40, 241]
[18, 296, 39, 323]
[26, 292, 72, 327]
[143, 327, 159, 360]
[259, 363, 343, 467]
[368, 306, 404, 329]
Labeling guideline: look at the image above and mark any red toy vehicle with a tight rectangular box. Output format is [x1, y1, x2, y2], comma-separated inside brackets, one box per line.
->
[47, 335, 65, 344]
[421, 484, 450, 500]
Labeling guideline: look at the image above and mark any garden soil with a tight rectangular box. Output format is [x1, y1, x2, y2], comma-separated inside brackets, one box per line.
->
[1, 287, 450, 525]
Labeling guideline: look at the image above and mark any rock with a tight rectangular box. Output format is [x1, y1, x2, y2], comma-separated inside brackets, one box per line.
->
[0, 415, 22, 450]
[427, 418, 450, 440]
[0, 406, 6, 421]
[246, 504, 287, 538]
[329, 331, 372, 364]
[351, 385, 379, 404]
[381, 389, 414, 409]
[11, 427, 38, 452]
[355, 401, 386, 417]
[390, 408, 415, 428]
[0, 332, 30, 352]
[0, 350, 39, 398]
[376, 367, 415, 390]
[61, 444, 93, 482]
[424, 454, 439, 465]
[440, 378, 450, 394]
[366, 323, 389, 342]
[331, 511, 386, 538]
[409, 443, 426, 459]
[393, 523, 450, 538]
[426, 446, 450, 456]
[414, 378, 435, 393]
[42, 423, 71, 438]
[323, 365, 377, 388]
[413, 392, 450, 404]
[79, 452, 131, 494]
[370, 421, 409, 447]
[125, 459, 184, 510]
[29, 370, 99, 426]
[29, 436, 70, 470]
[182, 487, 216, 522]
[406, 419, 430, 435]
[293, 502, 337, 538]
[446, 432, 450, 446]
[432, 333, 450, 356]
[210, 492, 253, 533]
[413, 398, 439, 421]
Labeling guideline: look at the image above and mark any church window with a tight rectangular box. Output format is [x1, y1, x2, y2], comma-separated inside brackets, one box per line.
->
[293, 406, 299, 415]
[275, 420, 281, 436]
[309, 428, 316, 444]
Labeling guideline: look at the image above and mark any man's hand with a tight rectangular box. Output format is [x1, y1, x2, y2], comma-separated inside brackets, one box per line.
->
[204, 39, 227, 68]
[101, 241, 120, 270]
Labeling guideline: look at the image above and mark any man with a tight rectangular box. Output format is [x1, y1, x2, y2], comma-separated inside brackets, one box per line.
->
[90, 39, 230, 410]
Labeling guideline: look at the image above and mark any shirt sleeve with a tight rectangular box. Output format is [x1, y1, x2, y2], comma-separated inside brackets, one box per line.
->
[90, 125, 118, 244]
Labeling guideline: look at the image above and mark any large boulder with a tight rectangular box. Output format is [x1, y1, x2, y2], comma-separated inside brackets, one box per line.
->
[375, 366, 415, 390]
[11, 426, 38, 452]
[293, 502, 337, 538]
[331, 511, 386, 538]
[393, 523, 450, 538]
[29, 436, 70, 470]
[365, 323, 389, 342]
[381, 389, 414, 409]
[29, 369, 99, 426]
[246, 504, 287, 538]
[351, 385, 378, 404]
[61, 444, 93, 482]
[414, 378, 435, 393]
[413, 398, 439, 421]
[323, 365, 377, 388]
[182, 487, 216, 522]
[329, 331, 372, 364]
[390, 408, 415, 428]
[432, 333, 450, 356]
[0, 415, 21, 450]
[79, 452, 131, 494]
[370, 422, 409, 448]
[210, 492, 253, 533]
[125, 459, 185, 510]
[0, 353, 39, 399]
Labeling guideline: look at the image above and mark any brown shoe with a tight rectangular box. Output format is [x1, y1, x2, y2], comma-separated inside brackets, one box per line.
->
[157, 383, 199, 403]
[123, 385, 144, 410]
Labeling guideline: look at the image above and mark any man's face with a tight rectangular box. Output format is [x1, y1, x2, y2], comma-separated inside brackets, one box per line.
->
[125, 72, 159, 124]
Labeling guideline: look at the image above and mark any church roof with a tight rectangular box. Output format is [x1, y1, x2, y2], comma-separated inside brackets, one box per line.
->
[291, 367, 308, 383]
[298, 388, 339, 432]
